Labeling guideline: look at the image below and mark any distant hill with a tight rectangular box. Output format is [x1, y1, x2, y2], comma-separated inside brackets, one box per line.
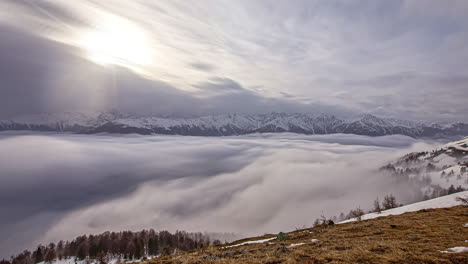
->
[1, 112, 467, 138]
[380, 137, 468, 199]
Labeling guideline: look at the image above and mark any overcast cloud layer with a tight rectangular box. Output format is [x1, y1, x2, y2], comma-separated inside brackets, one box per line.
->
[0, 132, 433, 257]
[0, 0, 467, 121]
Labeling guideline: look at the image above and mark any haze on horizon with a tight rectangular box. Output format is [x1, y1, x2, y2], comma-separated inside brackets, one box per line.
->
[0, 0, 467, 122]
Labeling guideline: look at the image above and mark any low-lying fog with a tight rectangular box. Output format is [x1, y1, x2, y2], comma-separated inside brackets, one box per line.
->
[0, 132, 437, 257]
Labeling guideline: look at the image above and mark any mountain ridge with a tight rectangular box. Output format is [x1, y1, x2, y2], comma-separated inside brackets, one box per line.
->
[0, 112, 467, 138]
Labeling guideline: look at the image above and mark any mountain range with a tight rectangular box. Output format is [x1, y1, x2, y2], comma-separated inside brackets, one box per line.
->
[0, 112, 467, 138]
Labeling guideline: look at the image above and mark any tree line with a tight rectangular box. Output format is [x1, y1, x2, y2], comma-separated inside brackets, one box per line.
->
[2, 229, 211, 264]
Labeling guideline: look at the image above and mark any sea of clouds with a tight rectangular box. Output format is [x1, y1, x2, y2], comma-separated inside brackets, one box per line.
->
[0, 132, 437, 257]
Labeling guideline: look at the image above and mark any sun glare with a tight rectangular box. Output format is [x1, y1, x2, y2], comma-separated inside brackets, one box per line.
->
[79, 17, 153, 68]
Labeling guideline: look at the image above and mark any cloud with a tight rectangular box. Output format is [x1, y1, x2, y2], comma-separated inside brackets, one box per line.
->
[190, 62, 216, 72]
[0, 132, 430, 257]
[0, 0, 467, 122]
[0, 25, 114, 118]
[194, 77, 246, 94]
[0, 24, 353, 119]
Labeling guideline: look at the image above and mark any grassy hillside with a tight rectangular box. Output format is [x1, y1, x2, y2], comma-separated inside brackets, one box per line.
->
[145, 205, 467, 264]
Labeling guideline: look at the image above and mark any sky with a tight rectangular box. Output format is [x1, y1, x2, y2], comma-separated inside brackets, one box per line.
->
[0, 0, 467, 122]
[0, 132, 430, 258]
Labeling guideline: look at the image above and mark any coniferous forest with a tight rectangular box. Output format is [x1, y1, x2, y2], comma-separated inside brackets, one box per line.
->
[2, 230, 211, 264]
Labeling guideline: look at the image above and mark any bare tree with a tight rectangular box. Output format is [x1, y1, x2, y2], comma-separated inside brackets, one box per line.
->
[348, 207, 365, 221]
[373, 197, 382, 213]
[382, 194, 397, 210]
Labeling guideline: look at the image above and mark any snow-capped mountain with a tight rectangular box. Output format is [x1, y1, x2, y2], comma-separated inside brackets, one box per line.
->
[0, 112, 467, 138]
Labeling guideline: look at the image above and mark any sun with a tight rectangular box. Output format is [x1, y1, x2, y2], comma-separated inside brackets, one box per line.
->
[79, 17, 153, 68]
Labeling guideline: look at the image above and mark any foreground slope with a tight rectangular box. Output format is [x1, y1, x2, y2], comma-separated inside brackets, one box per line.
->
[148, 194, 468, 264]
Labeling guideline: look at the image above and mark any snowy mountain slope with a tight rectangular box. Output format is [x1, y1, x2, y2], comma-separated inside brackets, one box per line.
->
[381, 137, 467, 199]
[394, 137, 467, 170]
[444, 137, 468, 152]
[0, 112, 467, 138]
[340, 191, 468, 223]
[0, 112, 129, 132]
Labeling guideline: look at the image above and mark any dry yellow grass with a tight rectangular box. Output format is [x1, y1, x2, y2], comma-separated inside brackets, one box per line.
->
[146, 206, 468, 264]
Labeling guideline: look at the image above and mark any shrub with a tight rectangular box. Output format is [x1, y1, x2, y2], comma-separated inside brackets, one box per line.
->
[276, 232, 288, 241]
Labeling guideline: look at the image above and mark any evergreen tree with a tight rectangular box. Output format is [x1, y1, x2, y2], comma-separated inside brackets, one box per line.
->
[134, 238, 142, 260]
[33, 246, 44, 264]
[96, 251, 107, 264]
[56, 241, 64, 260]
[88, 243, 98, 259]
[9, 229, 209, 264]
[447, 185, 456, 194]
[126, 241, 136, 260]
[44, 248, 56, 263]
[76, 243, 88, 260]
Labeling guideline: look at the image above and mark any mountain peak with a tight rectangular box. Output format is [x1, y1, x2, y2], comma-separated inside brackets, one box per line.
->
[0, 112, 466, 139]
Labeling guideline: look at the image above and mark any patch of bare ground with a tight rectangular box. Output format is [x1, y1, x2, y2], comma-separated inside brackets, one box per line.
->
[146, 205, 468, 264]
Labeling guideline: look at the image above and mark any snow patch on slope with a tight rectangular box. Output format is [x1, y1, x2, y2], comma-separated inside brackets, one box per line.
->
[440, 247, 468, 253]
[223, 237, 276, 248]
[36, 256, 158, 264]
[340, 191, 468, 224]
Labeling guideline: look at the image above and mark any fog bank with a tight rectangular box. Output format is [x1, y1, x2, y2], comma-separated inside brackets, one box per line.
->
[0, 132, 431, 257]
